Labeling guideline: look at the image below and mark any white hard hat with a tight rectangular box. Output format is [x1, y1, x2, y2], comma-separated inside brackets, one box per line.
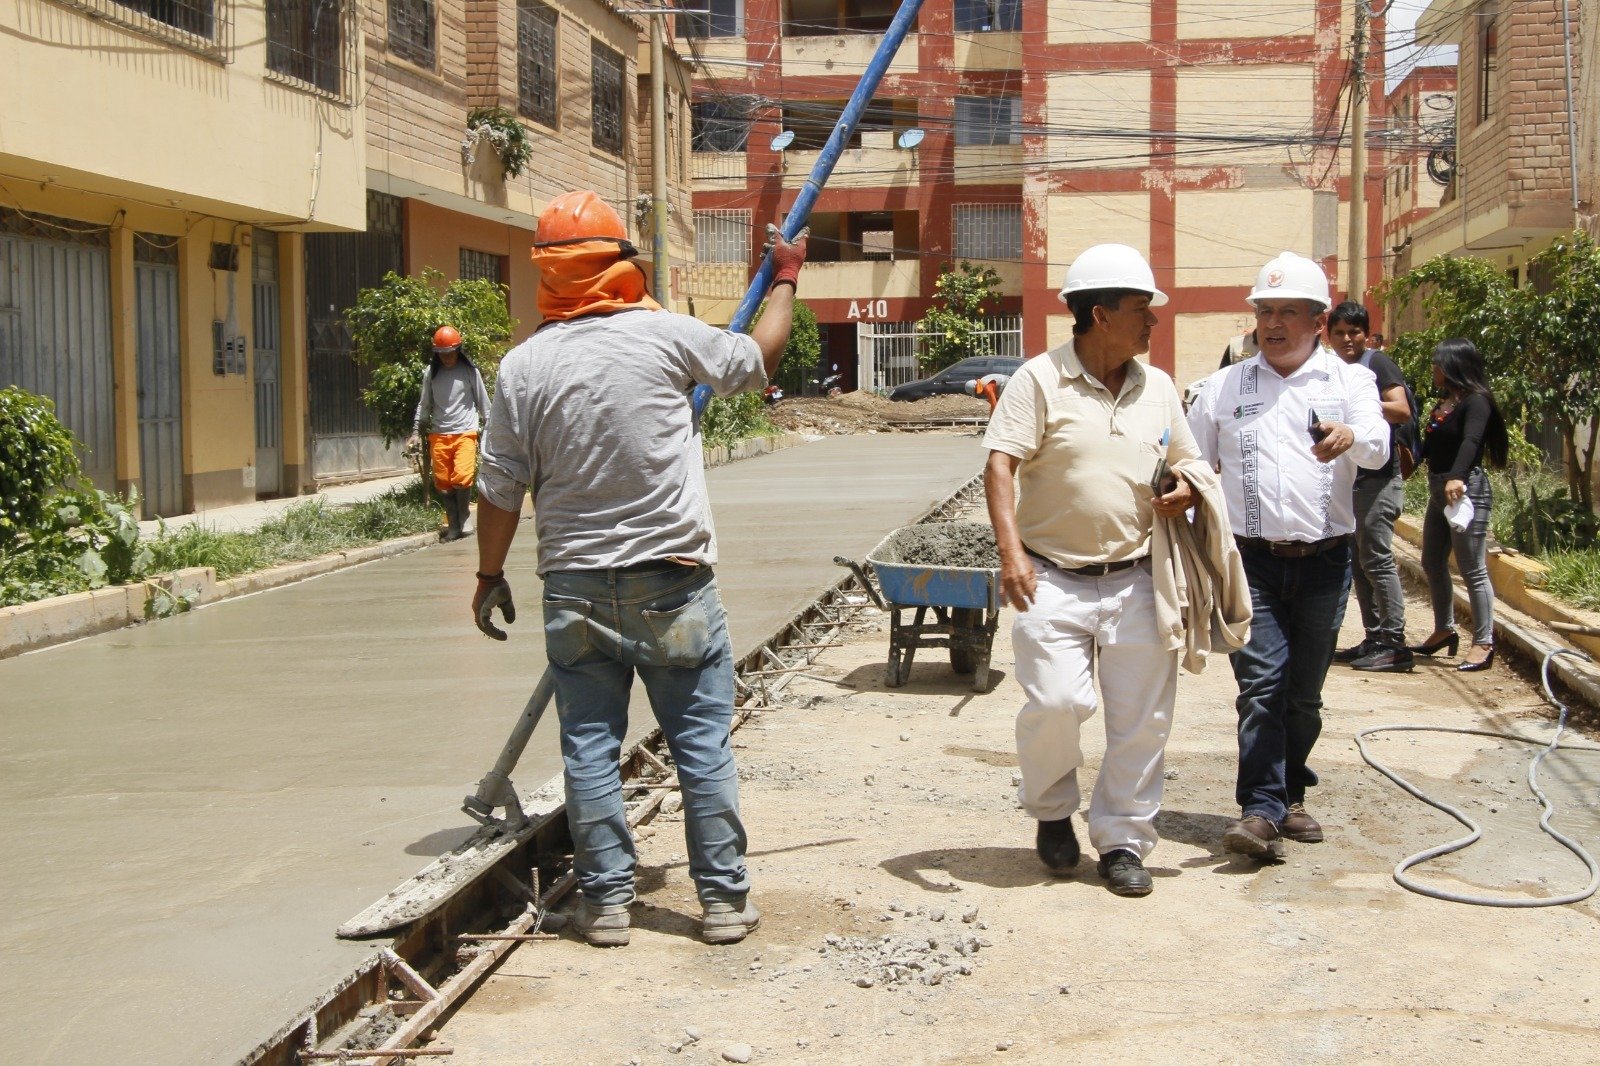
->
[1058, 244, 1167, 307]
[1247, 251, 1330, 309]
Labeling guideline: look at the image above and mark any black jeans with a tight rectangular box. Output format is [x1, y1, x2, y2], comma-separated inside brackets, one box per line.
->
[1229, 542, 1352, 823]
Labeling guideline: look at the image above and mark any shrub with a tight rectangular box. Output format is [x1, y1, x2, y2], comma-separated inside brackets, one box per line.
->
[0, 386, 83, 541]
[701, 393, 776, 448]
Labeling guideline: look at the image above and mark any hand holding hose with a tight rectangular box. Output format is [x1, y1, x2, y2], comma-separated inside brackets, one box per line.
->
[765, 224, 809, 289]
[474, 573, 516, 640]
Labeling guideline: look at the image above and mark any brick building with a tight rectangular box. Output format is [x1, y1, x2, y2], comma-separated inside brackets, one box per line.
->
[679, 0, 1383, 394]
[1397, 0, 1585, 281]
[305, 0, 698, 482]
[1380, 64, 1457, 275]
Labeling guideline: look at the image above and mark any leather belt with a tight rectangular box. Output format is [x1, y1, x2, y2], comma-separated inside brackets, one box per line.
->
[1235, 534, 1350, 559]
[1026, 548, 1145, 577]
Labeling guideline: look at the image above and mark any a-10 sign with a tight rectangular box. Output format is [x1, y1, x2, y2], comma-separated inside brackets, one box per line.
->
[846, 299, 891, 320]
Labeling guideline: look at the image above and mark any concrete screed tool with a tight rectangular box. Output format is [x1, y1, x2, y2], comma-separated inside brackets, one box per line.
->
[339, 0, 929, 939]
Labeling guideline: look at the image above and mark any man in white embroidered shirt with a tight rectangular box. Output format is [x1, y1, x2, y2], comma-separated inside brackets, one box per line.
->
[1187, 252, 1387, 859]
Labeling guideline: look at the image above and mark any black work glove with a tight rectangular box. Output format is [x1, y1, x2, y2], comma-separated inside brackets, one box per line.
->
[473, 574, 516, 640]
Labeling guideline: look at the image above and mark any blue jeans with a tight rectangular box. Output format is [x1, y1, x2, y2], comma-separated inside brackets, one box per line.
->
[543, 563, 748, 909]
[1229, 542, 1352, 824]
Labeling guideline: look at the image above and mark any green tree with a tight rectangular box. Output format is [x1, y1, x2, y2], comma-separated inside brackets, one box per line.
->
[916, 262, 1002, 372]
[1383, 231, 1600, 510]
[754, 298, 822, 393]
[347, 268, 516, 444]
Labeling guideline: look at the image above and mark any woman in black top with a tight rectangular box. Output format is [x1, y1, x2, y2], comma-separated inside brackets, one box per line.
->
[1411, 339, 1509, 672]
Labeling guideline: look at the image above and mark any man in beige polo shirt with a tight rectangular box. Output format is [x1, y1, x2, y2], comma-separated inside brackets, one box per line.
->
[983, 244, 1202, 897]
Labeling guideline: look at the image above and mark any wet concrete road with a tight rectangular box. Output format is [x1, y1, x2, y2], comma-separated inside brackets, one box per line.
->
[0, 435, 982, 1066]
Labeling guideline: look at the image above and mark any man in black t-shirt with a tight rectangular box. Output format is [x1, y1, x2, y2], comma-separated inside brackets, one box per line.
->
[1326, 302, 1416, 672]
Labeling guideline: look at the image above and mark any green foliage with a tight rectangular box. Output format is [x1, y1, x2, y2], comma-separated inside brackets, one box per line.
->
[347, 268, 516, 445]
[1382, 231, 1600, 508]
[1539, 549, 1600, 613]
[780, 300, 822, 382]
[148, 480, 438, 580]
[0, 387, 84, 541]
[916, 262, 1002, 372]
[1, 489, 154, 607]
[466, 106, 534, 178]
[701, 393, 776, 448]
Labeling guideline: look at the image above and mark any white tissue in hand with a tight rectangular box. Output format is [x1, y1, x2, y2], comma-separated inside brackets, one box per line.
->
[1444, 495, 1475, 532]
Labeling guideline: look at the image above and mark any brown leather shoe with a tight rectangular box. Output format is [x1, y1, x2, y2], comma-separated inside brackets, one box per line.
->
[1281, 803, 1324, 843]
[1222, 815, 1283, 858]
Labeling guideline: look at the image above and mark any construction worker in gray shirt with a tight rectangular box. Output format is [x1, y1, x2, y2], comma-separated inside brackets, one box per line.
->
[471, 190, 808, 948]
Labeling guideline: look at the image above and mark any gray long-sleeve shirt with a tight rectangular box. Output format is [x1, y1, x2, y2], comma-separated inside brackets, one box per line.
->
[476, 308, 765, 574]
[413, 360, 490, 436]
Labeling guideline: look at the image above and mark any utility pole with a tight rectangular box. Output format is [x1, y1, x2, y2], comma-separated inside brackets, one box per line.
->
[1347, 0, 1369, 303]
[649, 14, 672, 311]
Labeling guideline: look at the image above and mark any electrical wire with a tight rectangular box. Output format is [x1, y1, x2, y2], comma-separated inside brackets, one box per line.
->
[1354, 647, 1600, 908]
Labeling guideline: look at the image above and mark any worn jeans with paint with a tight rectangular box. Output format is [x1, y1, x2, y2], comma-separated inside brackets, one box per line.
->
[1351, 474, 1406, 648]
[542, 563, 747, 909]
[1230, 542, 1352, 824]
[1011, 559, 1178, 860]
[1421, 470, 1495, 647]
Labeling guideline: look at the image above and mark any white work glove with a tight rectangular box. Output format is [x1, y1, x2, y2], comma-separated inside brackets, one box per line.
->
[473, 574, 516, 640]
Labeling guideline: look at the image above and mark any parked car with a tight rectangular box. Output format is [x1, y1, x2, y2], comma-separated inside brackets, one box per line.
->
[888, 357, 1024, 402]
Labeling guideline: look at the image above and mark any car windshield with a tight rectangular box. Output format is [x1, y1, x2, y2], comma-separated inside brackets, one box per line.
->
[934, 361, 985, 382]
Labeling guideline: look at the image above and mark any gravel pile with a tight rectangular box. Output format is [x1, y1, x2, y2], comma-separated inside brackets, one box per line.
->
[769, 393, 989, 435]
[817, 909, 991, 989]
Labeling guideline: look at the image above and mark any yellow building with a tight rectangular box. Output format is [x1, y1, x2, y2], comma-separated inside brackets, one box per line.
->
[0, 0, 366, 516]
[685, 0, 1378, 395]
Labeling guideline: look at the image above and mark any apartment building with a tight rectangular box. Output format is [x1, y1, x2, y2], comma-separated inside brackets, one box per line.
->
[1397, 0, 1585, 280]
[307, 0, 697, 481]
[1380, 64, 1456, 271]
[0, 0, 366, 516]
[681, 0, 1377, 393]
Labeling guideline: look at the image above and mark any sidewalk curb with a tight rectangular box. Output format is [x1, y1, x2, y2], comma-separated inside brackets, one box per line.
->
[1391, 518, 1600, 710]
[1, 431, 810, 660]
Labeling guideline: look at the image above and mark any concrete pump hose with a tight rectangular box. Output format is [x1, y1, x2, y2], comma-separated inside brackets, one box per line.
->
[1354, 648, 1600, 908]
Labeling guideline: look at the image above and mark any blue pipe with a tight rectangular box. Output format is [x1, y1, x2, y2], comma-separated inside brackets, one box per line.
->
[692, 0, 925, 419]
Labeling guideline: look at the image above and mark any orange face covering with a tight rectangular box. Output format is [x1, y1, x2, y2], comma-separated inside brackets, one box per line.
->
[532, 242, 661, 323]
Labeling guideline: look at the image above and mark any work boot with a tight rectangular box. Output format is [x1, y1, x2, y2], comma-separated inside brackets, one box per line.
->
[702, 899, 761, 944]
[1222, 815, 1283, 859]
[1096, 849, 1153, 897]
[1334, 638, 1376, 664]
[1351, 644, 1414, 673]
[572, 898, 631, 947]
[455, 488, 475, 536]
[1035, 816, 1080, 874]
[1280, 803, 1325, 843]
[440, 491, 463, 542]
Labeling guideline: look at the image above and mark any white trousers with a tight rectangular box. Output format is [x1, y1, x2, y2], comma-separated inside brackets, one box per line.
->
[1012, 559, 1178, 859]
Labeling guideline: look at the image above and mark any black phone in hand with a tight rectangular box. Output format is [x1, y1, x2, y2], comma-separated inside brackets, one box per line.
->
[1308, 408, 1329, 443]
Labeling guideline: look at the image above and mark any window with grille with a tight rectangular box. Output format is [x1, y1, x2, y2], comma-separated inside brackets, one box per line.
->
[953, 204, 1021, 260]
[692, 101, 750, 152]
[517, 0, 558, 127]
[954, 0, 1019, 31]
[954, 96, 1022, 147]
[389, 0, 435, 68]
[679, 0, 741, 37]
[113, 0, 215, 37]
[459, 249, 506, 286]
[695, 210, 751, 264]
[592, 41, 625, 156]
[268, 0, 345, 95]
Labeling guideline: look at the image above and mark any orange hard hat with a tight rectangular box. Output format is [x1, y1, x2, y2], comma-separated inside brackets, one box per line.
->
[534, 191, 637, 258]
[432, 325, 462, 352]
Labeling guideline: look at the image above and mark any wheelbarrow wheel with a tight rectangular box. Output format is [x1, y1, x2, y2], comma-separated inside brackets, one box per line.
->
[949, 607, 982, 674]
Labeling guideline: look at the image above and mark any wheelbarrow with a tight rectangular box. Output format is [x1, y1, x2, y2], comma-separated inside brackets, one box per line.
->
[837, 522, 1001, 692]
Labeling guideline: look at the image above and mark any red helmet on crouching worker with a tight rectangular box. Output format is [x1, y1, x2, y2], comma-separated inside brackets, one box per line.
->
[432, 325, 462, 352]
[533, 191, 638, 258]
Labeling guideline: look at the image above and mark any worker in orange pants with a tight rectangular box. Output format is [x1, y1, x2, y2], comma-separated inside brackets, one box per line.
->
[408, 325, 491, 541]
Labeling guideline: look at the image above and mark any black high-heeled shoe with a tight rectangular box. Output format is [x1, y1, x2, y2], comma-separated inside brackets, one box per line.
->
[1410, 632, 1460, 657]
[1458, 646, 1495, 672]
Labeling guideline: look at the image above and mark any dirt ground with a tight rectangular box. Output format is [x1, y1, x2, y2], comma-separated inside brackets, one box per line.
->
[435, 511, 1600, 1065]
[769, 392, 989, 435]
